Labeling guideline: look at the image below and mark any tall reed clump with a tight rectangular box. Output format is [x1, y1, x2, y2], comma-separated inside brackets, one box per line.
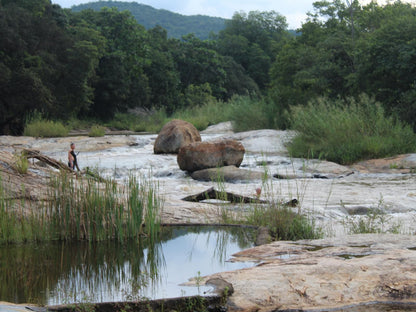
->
[0, 173, 161, 244]
[46, 173, 161, 241]
[0, 177, 48, 243]
[288, 94, 416, 164]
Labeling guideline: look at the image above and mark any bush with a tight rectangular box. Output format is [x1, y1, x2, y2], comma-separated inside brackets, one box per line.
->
[88, 125, 106, 137]
[288, 94, 416, 164]
[24, 119, 68, 137]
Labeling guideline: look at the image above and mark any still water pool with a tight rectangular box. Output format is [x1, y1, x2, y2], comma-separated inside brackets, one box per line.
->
[0, 226, 255, 305]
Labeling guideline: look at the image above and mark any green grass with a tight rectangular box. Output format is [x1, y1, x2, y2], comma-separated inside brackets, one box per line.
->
[0, 173, 162, 244]
[288, 94, 416, 164]
[88, 125, 106, 137]
[227, 96, 280, 132]
[103, 95, 274, 133]
[246, 202, 321, 240]
[24, 119, 69, 137]
[213, 171, 322, 241]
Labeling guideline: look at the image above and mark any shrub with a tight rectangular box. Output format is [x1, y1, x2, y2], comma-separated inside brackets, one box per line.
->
[24, 119, 68, 137]
[288, 94, 416, 164]
[88, 125, 106, 137]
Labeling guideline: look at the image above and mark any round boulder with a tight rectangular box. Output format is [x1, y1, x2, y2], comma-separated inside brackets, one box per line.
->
[177, 139, 245, 172]
[154, 119, 201, 154]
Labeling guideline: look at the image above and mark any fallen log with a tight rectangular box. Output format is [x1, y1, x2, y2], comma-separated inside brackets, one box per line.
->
[182, 187, 267, 204]
[23, 149, 73, 172]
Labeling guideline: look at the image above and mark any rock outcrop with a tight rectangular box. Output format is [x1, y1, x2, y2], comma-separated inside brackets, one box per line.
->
[177, 140, 245, 172]
[197, 234, 416, 312]
[154, 119, 201, 154]
[190, 165, 263, 182]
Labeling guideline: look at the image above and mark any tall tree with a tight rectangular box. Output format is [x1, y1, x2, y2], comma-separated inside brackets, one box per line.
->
[217, 10, 289, 89]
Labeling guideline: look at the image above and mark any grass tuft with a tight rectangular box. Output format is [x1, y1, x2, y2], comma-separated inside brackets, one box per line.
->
[12, 152, 29, 174]
[288, 94, 416, 164]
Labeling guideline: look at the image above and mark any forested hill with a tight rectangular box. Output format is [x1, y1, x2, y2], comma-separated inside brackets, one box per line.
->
[71, 1, 226, 39]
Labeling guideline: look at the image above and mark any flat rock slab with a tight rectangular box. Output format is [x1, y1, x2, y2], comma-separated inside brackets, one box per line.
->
[352, 154, 416, 173]
[221, 130, 297, 155]
[199, 234, 416, 312]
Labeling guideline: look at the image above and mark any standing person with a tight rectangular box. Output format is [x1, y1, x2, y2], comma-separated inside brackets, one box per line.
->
[68, 143, 80, 171]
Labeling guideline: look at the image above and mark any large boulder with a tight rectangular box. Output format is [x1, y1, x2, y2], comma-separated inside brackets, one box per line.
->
[154, 120, 201, 154]
[177, 139, 245, 172]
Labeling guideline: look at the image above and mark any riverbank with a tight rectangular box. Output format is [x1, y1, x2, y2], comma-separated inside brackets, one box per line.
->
[1, 125, 416, 311]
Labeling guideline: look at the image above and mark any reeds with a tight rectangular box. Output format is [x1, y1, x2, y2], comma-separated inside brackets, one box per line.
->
[0, 173, 162, 244]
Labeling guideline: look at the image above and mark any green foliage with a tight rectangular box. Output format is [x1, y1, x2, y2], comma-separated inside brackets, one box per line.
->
[24, 119, 69, 138]
[105, 110, 168, 133]
[227, 95, 279, 132]
[88, 125, 106, 137]
[288, 95, 416, 164]
[218, 10, 289, 89]
[269, 0, 416, 131]
[2, 0, 416, 136]
[172, 99, 231, 131]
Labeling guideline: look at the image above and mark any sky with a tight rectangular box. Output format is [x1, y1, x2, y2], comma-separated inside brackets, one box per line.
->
[51, 0, 416, 29]
[51, 0, 317, 29]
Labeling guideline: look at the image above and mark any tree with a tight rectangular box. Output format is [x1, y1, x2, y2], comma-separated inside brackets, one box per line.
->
[217, 10, 289, 90]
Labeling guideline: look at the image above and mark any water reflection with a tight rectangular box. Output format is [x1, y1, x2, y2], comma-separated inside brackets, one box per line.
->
[0, 226, 254, 305]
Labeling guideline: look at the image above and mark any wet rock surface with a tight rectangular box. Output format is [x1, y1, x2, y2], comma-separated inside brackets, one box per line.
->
[198, 234, 416, 312]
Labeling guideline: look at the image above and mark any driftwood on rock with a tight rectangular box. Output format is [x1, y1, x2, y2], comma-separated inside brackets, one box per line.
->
[23, 149, 73, 172]
[182, 187, 267, 204]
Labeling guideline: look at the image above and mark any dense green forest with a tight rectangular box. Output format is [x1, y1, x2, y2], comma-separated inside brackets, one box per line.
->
[1, 0, 416, 136]
[71, 1, 227, 39]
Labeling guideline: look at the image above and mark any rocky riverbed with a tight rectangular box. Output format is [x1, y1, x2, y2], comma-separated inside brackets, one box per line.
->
[1, 122, 416, 311]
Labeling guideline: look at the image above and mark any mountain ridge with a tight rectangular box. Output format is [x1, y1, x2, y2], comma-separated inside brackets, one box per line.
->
[71, 0, 227, 39]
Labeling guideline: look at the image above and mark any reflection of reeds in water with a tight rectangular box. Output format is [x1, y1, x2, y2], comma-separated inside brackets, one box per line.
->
[0, 238, 165, 305]
[0, 172, 162, 243]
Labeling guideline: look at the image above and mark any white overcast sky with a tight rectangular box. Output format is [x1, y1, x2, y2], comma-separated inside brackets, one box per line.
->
[51, 0, 414, 29]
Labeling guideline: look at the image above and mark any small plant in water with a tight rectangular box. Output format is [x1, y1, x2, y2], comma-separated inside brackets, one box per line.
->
[194, 271, 203, 294]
